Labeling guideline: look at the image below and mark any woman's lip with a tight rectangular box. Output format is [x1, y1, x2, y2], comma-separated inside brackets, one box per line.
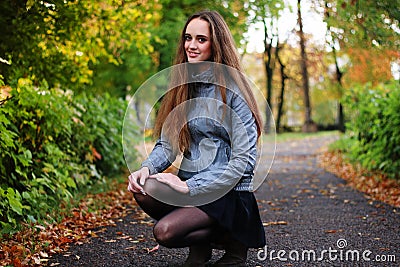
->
[187, 51, 199, 57]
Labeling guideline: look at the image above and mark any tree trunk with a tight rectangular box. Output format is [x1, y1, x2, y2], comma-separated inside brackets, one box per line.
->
[133, 98, 143, 126]
[325, 1, 345, 133]
[263, 19, 275, 134]
[276, 45, 288, 134]
[297, 0, 317, 133]
[332, 48, 345, 132]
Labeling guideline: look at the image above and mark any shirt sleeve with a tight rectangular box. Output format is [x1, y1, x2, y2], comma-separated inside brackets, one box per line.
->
[141, 138, 177, 175]
[186, 90, 258, 196]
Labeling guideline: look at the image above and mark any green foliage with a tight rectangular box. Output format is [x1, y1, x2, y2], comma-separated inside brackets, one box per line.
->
[339, 80, 400, 178]
[0, 79, 136, 233]
[0, 0, 158, 90]
[0, 0, 250, 98]
[325, 0, 400, 49]
[90, 45, 156, 98]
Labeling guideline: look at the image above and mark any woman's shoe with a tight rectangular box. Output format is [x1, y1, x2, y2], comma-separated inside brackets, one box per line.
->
[213, 239, 247, 266]
[183, 244, 212, 266]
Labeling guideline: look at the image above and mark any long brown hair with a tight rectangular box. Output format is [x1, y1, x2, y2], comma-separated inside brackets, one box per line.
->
[154, 10, 263, 152]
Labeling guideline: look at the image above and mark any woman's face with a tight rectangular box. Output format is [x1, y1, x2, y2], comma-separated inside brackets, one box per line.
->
[184, 18, 212, 64]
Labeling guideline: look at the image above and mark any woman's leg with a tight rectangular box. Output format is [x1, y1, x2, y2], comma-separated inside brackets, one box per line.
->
[133, 178, 216, 243]
[134, 194, 216, 265]
[133, 178, 179, 220]
[153, 206, 216, 248]
[133, 192, 176, 220]
[153, 207, 216, 266]
[133, 179, 217, 265]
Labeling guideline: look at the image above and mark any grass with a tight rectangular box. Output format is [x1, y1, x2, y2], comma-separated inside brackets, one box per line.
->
[263, 130, 341, 143]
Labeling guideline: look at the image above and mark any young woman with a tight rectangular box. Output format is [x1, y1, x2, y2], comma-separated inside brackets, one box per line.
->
[128, 10, 266, 266]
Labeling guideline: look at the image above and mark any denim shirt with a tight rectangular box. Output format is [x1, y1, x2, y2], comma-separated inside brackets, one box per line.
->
[141, 68, 258, 196]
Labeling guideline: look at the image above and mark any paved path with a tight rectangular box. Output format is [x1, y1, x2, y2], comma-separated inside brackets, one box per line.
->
[49, 135, 400, 266]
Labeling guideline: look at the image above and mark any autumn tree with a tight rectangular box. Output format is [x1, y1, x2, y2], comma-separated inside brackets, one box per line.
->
[323, 0, 400, 85]
[0, 0, 159, 92]
[324, 0, 400, 49]
[297, 0, 318, 132]
[275, 43, 289, 133]
[323, 0, 345, 132]
[320, 0, 400, 132]
[246, 0, 284, 133]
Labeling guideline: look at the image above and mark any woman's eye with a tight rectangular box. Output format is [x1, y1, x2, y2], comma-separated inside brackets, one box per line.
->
[184, 35, 192, 41]
[198, 38, 207, 43]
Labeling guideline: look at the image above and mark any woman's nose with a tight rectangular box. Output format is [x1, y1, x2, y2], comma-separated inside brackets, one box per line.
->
[188, 40, 197, 50]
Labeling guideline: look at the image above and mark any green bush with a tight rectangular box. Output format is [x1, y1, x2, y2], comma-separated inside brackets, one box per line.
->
[0, 78, 137, 233]
[340, 80, 400, 178]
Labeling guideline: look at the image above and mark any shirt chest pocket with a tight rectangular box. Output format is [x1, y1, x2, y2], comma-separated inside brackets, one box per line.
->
[188, 117, 224, 138]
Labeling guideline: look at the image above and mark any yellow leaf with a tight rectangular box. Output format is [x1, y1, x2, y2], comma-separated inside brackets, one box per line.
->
[262, 221, 288, 226]
[26, 0, 35, 11]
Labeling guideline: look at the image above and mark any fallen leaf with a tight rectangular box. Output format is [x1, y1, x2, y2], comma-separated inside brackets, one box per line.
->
[35, 225, 46, 231]
[262, 221, 288, 226]
[325, 230, 337, 234]
[319, 151, 400, 208]
[117, 235, 131, 240]
[146, 244, 159, 253]
[33, 256, 41, 264]
[12, 258, 21, 267]
[40, 251, 49, 258]
[58, 236, 72, 245]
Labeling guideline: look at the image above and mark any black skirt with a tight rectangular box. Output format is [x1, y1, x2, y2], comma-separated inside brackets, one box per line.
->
[198, 190, 266, 248]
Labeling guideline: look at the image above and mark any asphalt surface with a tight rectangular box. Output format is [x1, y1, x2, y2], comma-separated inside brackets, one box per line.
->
[48, 135, 400, 266]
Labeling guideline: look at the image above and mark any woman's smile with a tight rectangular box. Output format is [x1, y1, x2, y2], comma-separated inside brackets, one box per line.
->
[187, 51, 200, 57]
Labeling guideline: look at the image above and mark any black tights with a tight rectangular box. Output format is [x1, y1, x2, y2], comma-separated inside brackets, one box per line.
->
[134, 192, 217, 248]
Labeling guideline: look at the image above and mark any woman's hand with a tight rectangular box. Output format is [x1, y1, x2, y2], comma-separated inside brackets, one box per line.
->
[150, 173, 190, 194]
[127, 167, 150, 195]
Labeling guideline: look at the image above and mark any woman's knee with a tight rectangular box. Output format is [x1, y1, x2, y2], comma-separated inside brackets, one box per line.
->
[153, 221, 176, 248]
